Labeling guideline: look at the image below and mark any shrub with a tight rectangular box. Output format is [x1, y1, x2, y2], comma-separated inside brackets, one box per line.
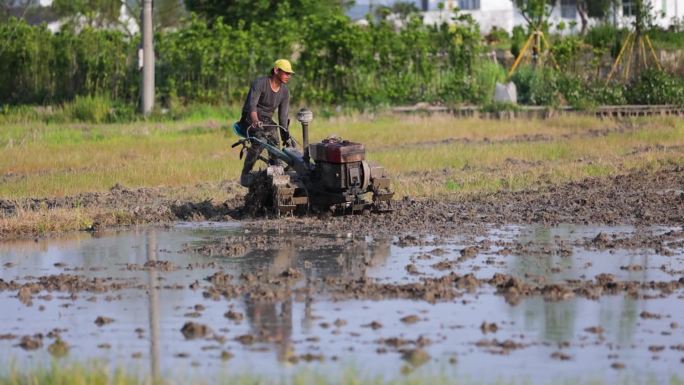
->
[510, 66, 559, 106]
[0, 105, 43, 124]
[471, 61, 507, 104]
[556, 74, 588, 108]
[62, 95, 112, 123]
[510, 26, 527, 58]
[647, 27, 684, 50]
[584, 24, 626, 57]
[589, 83, 627, 105]
[485, 26, 510, 46]
[551, 35, 583, 71]
[625, 69, 684, 105]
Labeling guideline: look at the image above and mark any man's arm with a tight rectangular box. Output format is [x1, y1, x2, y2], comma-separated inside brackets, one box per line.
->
[278, 89, 290, 143]
[278, 88, 289, 130]
[248, 79, 262, 127]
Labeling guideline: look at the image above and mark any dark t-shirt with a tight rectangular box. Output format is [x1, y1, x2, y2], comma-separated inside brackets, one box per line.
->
[241, 76, 289, 129]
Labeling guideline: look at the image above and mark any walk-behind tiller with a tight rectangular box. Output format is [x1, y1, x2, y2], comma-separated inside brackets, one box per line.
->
[232, 108, 393, 216]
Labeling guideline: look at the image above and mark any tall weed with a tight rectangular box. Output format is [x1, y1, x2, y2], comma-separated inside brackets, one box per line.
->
[511, 66, 559, 106]
[62, 95, 113, 123]
[472, 61, 507, 104]
[625, 69, 684, 105]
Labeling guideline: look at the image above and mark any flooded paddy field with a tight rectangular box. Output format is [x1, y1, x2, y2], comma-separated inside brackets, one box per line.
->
[0, 164, 683, 384]
[1, 219, 683, 384]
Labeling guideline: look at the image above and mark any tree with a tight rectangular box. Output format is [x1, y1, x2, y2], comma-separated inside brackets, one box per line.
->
[51, 0, 185, 35]
[184, 0, 352, 27]
[374, 1, 420, 21]
[512, 0, 555, 31]
[576, 0, 614, 34]
[154, 0, 186, 29]
[52, 0, 122, 29]
[607, 0, 659, 81]
[631, 0, 655, 33]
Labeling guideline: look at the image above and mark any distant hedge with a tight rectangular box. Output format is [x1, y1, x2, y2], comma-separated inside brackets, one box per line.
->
[0, 15, 484, 107]
[1, 16, 682, 109]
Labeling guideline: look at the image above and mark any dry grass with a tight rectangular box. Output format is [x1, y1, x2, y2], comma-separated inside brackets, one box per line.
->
[312, 114, 621, 147]
[0, 206, 122, 237]
[2, 362, 681, 385]
[1, 114, 682, 200]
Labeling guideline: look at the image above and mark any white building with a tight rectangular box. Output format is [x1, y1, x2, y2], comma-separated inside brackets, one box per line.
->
[4, 0, 139, 34]
[422, 0, 517, 32]
[350, 0, 684, 33]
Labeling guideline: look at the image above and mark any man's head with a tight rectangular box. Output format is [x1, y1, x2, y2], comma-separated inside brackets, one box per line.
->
[273, 59, 294, 84]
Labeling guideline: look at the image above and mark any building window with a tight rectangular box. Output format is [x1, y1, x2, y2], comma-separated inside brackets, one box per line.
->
[458, 0, 480, 11]
[623, 1, 635, 16]
[561, 0, 577, 18]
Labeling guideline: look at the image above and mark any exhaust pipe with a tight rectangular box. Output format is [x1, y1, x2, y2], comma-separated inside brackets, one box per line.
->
[296, 108, 313, 162]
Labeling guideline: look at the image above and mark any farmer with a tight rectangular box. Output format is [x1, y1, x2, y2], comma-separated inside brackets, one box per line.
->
[237, 59, 294, 187]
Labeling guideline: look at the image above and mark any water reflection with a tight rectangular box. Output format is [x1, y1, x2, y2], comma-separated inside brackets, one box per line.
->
[234, 238, 392, 363]
[146, 230, 160, 382]
[0, 223, 681, 385]
[508, 225, 660, 347]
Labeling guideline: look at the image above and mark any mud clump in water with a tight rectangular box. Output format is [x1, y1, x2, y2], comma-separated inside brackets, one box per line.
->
[458, 246, 479, 261]
[47, 336, 69, 357]
[551, 351, 572, 360]
[480, 322, 498, 334]
[235, 334, 255, 345]
[401, 348, 430, 366]
[181, 322, 212, 339]
[192, 236, 250, 257]
[2, 275, 141, 307]
[475, 339, 527, 355]
[224, 310, 244, 321]
[94, 316, 114, 326]
[363, 321, 383, 330]
[17, 335, 43, 350]
[142, 260, 178, 271]
[17, 286, 33, 306]
[400, 315, 420, 324]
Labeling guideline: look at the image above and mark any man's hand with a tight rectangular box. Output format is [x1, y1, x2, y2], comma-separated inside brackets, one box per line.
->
[250, 111, 260, 129]
[280, 127, 290, 142]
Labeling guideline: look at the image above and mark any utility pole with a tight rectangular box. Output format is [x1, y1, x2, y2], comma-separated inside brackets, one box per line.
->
[141, 0, 154, 115]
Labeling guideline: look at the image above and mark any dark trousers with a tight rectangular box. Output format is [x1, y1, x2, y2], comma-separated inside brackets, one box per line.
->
[239, 117, 280, 176]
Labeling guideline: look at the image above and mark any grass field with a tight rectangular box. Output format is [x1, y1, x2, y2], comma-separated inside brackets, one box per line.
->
[0, 113, 683, 236]
[3, 363, 682, 385]
[1, 114, 682, 199]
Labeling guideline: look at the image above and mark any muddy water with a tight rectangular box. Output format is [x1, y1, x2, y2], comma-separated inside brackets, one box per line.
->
[0, 223, 683, 384]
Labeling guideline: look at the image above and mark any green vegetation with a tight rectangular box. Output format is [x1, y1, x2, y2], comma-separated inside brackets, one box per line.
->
[1, 115, 682, 200]
[1, 363, 136, 385]
[0, 114, 682, 236]
[2, 4, 684, 116]
[1, 363, 682, 385]
[0, 13, 484, 108]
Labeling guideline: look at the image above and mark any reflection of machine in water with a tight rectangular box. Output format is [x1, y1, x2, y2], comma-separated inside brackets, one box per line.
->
[239, 236, 391, 362]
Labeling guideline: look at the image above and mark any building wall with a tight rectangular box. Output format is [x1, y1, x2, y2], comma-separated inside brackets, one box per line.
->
[421, 0, 684, 33]
[468, 0, 515, 32]
[615, 0, 684, 29]
[422, 0, 515, 32]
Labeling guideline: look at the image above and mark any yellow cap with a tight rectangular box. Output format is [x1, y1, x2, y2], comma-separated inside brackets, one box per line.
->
[274, 59, 294, 74]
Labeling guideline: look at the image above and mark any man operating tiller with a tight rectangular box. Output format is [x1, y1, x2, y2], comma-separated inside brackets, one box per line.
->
[236, 59, 294, 187]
